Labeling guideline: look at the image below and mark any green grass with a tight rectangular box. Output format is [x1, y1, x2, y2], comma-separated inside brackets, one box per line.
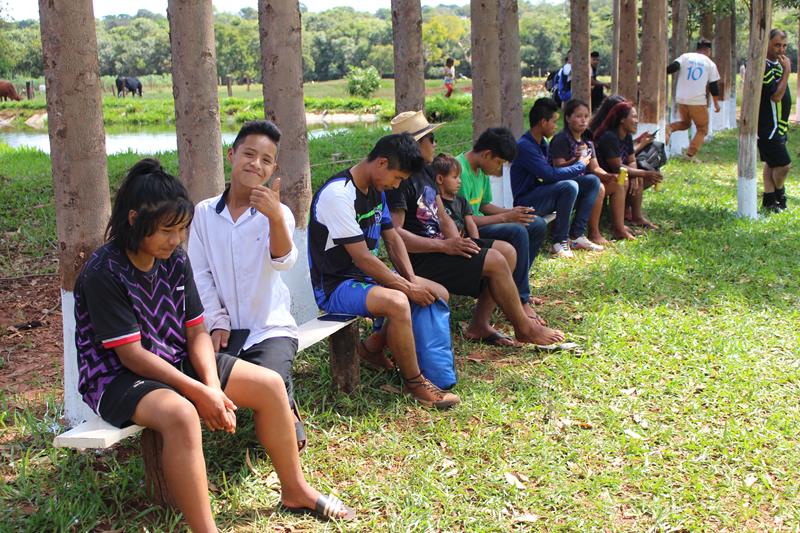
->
[1, 124, 800, 530]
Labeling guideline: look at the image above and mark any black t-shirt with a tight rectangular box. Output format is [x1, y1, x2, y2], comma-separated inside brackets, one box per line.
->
[595, 130, 635, 172]
[74, 242, 204, 412]
[309, 168, 393, 298]
[758, 59, 792, 141]
[441, 195, 473, 236]
[385, 165, 444, 240]
[549, 129, 596, 164]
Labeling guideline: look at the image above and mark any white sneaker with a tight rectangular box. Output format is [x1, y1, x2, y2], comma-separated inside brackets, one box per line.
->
[551, 241, 574, 258]
[570, 235, 604, 252]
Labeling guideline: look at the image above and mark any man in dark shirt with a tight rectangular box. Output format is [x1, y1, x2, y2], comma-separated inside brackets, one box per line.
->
[758, 29, 793, 212]
[309, 133, 460, 409]
[590, 52, 607, 111]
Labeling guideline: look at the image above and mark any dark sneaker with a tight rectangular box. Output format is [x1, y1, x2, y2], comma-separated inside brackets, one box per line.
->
[403, 374, 460, 409]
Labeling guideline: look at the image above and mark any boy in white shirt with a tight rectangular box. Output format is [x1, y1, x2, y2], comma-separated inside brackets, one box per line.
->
[666, 38, 721, 160]
[188, 120, 305, 448]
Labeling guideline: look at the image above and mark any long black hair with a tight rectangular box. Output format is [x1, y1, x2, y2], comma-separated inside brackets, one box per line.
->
[106, 158, 194, 252]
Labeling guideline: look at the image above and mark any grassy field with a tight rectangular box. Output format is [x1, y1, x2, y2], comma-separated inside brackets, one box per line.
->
[1, 121, 800, 530]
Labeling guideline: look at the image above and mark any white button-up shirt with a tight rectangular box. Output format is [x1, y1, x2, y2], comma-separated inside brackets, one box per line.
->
[188, 192, 299, 350]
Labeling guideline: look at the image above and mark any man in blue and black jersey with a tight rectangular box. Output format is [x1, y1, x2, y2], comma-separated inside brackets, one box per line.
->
[758, 29, 793, 212]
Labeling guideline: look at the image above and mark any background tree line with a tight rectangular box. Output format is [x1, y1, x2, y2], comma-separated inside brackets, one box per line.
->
[0, 1, 797, 83]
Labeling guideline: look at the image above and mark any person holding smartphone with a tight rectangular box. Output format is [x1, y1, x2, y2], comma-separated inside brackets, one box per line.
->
[188, 120, 307, 450]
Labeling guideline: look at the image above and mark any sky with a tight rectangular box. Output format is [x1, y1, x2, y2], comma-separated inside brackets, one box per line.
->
[4, 0, 471, 21]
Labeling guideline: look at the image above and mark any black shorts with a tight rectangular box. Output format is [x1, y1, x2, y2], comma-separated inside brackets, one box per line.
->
[409, 238, 494, 297]
[758, 138, 791, 168]
[97, 352, 239, 428]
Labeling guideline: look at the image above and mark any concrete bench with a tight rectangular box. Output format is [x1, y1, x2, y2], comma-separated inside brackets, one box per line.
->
[53, 315, 358, 506]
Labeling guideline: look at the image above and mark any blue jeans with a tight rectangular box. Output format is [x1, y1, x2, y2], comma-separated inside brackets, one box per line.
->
[514, 175, 600, 243]
[478, 218, 547, 303]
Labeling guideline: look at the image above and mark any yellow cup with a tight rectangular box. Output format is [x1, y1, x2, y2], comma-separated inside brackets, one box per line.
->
[617, 167, 627, 186]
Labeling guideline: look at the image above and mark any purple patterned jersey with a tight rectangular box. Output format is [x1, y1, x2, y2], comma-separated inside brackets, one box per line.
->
[73, 242, 204, 412]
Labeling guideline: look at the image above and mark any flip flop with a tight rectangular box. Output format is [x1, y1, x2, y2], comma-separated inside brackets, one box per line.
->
[534, 341, 581, 353]
[279, 493, 356, 521]
[357, 339, 395, 371]
[466, 332, 516, 347]
[291, 404, 307, 453]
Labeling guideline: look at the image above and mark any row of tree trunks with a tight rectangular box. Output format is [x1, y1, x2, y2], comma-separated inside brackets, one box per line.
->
[639, 0, 667, 130]
[167, 0, 224, 204]
[617, 0, 638, 102]
[259, 0, 312, 227]
[391, 0, 425, 114]
[738, 0, 773, 219]
[470, 0, 501, 143]
[39, 0, 111, 425]
[570, 0, 591, 105]
[498, 0, 524, 138]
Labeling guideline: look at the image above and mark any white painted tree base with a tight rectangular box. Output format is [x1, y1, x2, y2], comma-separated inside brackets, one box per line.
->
[737, 176, 758, 219]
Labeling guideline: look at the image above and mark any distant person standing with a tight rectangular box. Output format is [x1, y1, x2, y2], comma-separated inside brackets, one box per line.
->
[665, 38, 721, 161]
[444, 58, 456, 98]
[590, 52, 607, 111]
[556, 52, 573, 107]
[758, 29, 793, 212]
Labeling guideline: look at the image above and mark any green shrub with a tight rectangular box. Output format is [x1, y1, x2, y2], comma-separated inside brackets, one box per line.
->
[345, 66, 381, 99]
[425, 95, 472, 122]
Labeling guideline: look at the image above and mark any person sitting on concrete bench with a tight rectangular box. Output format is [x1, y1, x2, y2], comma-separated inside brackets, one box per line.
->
[188, 120, 307, 451]
[73, 159, 355, 530]
[308, 133, 461, 409]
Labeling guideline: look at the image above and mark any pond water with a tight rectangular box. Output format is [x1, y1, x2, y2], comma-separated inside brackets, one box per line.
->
[0, 122, 387, 155]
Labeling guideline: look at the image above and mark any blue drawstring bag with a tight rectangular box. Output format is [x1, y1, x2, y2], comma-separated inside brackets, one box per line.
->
[411, 298, 457, 390]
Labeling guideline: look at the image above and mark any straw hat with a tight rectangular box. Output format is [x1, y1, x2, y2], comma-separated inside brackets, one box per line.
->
[390, 110, 445, 141]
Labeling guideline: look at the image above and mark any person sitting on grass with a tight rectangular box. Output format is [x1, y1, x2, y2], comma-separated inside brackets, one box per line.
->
[550, 99, 628, 242]
[589, 94, 657, 155]
[510, 97, 603, 258]
[593, 100, 663, 230]
[188, 120, 307, 452]
[74, 159, 355, 531]
[308, 133, 461, 409]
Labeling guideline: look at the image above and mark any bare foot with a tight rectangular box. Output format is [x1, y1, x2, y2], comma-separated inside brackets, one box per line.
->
[522, 303, 547, 326]
[528, 296, 545, 305]
[612, 227, 636, 240]
[465, 327, 517, 346]
[629, 217, 658, 230]
[515, 323, 565, 345]
[589, 233, 611, 246]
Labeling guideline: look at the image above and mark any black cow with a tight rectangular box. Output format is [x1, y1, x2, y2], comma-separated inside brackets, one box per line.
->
[115, 76, 142, 97]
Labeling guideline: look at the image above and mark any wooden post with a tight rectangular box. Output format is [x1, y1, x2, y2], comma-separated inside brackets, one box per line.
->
[391, 0, 426, 114]
[141, 429, 175, 508]
[498, 0, 523, 137]
[25, 81, 34, 99]
[226, 75, 233, 97]
[640, 0, 667, 135]
[570, 0, 591, 105]
[167, 0, 225, 204]
[611, 0, 620, 95]
[328, 323, 359, 393]
[38, 0, 111, 426]
[471, 0, 501, 142]
[738, 0, 772, 219]
[618, 0, 638, 102]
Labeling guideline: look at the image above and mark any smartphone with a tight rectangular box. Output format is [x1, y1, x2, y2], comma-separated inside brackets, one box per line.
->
[650, 129, 659, 135]
[318, 313, 357, 322]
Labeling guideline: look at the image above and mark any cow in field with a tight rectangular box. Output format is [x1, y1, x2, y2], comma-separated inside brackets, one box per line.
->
[115, 76, 143, 97]
[0, 80, 21, 101]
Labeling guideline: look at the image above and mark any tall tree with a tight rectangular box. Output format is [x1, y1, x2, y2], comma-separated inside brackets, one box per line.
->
[470, 0, 501, 142]
[498, 0, 524, 137]
[39, 0, 111, 425]
[570, 0, 591, 105]
[670, 0, 689, 103]
[700, 6, 714, 38]
[713, 3, 734, 129]
[618, 0, 639, 102]
[640, 0, 667, 129]
[167, 0, 224, 203]
[391, 0, 425, 113]
[737, 0, 772, 219]
[611, 0, 621, 94]
[258, 0, 311, 227]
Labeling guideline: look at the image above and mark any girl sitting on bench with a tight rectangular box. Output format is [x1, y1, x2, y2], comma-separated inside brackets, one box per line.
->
[73, 158, 354, 530]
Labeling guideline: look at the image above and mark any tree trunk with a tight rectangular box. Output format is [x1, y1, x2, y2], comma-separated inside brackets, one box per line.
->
[640, 0, 667, 132]
[259, 0, 312, 228]
[570, 0, 591, 105]
[670, 0, 688, 103]
[167, 0, 224, 203]
[797, 14, 800, 122]
[498, 0, 523, 137]
[713, 4, 733, 131]
[470, 0, 501, 142]
[391, 0, 425, 114]
[738, 0, 772, 219]
[611, 0, 621, 94]
[39, 0, 111, 426]
[618, 0, 638, 102]
[700, 7, 714, 39]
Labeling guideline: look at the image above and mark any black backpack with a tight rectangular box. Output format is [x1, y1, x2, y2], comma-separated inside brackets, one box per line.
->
[545, 69, 562, 105]
[636, 141, 667, 171]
